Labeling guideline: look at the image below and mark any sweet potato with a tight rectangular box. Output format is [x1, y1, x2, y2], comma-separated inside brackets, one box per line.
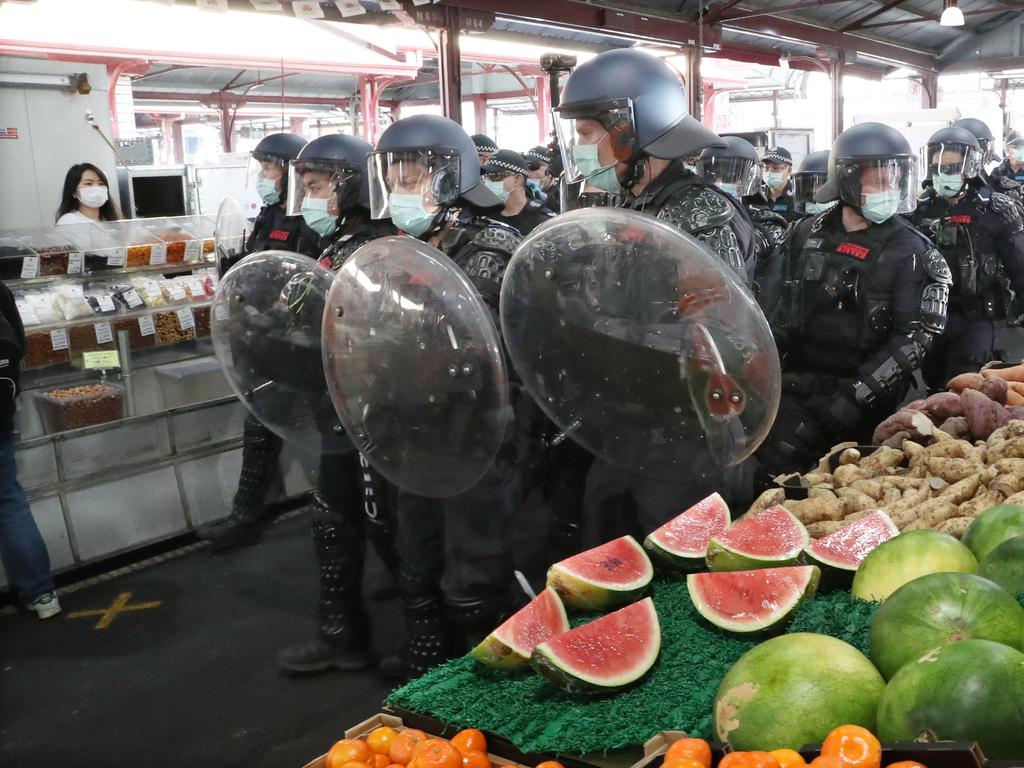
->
[833, 464, 864, 487]
[981, 363, 1024, 383]
[902, 439, 928, 469]
[992, 458, 1024, 475]
[987, 436, 1024, 463]
[790, 496, 844, 524]
[922, 391, 964, 421]
[908, 498, 960, 529]
[808, 487, 838, 500]
[806, 520, 845, 539]
[906, 398, 928, 411]
[928, 439, 976, 460]
[851, 478, 886, 500]
[747, 487, 786, 516]
[873, 409, 932, 444]
[1006, 404, 1024, 419]
[959, 491, 1003, 518]
[859, 446, 904, 474]
[837, 448, 861, 467]
[938, 416, 970, 439]
[881, 431, 911, 449]
[837, 487, 877, 515]
[927, 456, 980, 483]
[883, 486, 904, 505]
[979, 376, 1009, 405]
[962, 388, 1007, 441]
[991, 472, 1024, 499]
[948, 372, 986, 392]
[939, 474, 982, 505]
[938, 516, 973, 538]
[1004, 490, 1024, 505]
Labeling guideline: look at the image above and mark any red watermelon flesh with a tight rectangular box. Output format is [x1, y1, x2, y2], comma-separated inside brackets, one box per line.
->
[531, 597, 661, 693]
[706, 506, 808, 571]
[547, 535, 653, 610]
[806, 511, 900, 571]
[645, 492, 731, 569]
[687, 565, 820, 633]
[472, 587, 570, 669]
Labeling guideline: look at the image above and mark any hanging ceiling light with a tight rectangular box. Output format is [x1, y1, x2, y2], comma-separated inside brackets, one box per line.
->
[940, 0, 965, 27]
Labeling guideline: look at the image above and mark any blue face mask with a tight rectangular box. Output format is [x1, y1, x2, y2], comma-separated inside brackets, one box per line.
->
[861, 190, 901, 223]
[804, 201, 830, 214]
[1011, 147, 1024, 163]
[300, 196, 336, 237]
[764, 170, 787, 190]
[255, 177, 280, 205]
[526, 179, 542, 193]
[934, 173, 964, 198]
[717, 182, 739, 199]
[573, 142, 621, 194]
[389, 193, 437, 237]
[483, 179, 510, 204]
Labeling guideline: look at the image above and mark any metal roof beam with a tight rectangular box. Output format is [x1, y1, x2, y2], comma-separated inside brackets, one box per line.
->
[132, 89, 351, 106]
[857, 5, 1024, 29]
[940, 55, 1024, 74]
[720, 0, 856, 22]
[839, 0, 906, 32]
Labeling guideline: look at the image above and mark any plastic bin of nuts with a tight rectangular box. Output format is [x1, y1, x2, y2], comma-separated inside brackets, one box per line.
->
[24, 329, 71, 369]
[35, 383, 124, 433]
[154, 308, 196, 344]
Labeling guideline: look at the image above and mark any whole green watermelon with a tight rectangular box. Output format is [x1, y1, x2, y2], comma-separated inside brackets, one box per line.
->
[978, 537, 1024, 599]
[869, 572, 1024, 679]
[963, 504, 1024, 561]
[877, 639, 1024, 760]
[852, 530, 977, 603]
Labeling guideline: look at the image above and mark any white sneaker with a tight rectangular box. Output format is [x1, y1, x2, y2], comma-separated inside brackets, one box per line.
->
[27, 591, 61, 619]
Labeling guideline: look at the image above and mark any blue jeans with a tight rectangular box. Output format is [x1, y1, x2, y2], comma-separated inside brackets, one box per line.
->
[0, 431, 53, 603]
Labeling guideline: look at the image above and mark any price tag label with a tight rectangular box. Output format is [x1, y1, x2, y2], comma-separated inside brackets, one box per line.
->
[176, 307, 195, 331]
[94, 321, 113, 345]
[138, 315, 156, 337]
[168, 284, 187, 302]
[292, 1, 324, 17]
[123, 289, 143, 309]
[83, 350, 120, 369]
[186, 277, 206, 297]
[335, 0, 366, 16]
[150, 243, 167, 266]
[67, 252, 83, 274]
[50, 328, 68, 351]
[20, 256, 39, 279]
[377, 0, 401, 9]
[184, 240, 200, 261]
[107, 247, 126, 267]
[250, 0, 283, 9]
[214, 303, 229, 322]
[65, 284, 85, 299]
[96, 294, 116, 313]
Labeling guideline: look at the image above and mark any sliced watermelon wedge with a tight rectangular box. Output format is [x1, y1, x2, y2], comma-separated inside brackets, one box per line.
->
[531, 597, 661, 694]
[805, 510, 900, 572]
[471, 588, 570, 670]
[687, 565, 820, 633]
[706, 505, 808, 572]
[547, 535, 654, 611]
[644, 492, 732, 571]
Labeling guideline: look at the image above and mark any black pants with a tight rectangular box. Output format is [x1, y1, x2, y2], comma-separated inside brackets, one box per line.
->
[232, 414, 283, 519]
[922, 310, 997, 392]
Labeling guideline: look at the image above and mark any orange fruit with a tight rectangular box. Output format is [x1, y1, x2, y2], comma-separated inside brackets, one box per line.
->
[808, 758, 845, 768]
[769, 749, 807, 767]
[717, 754, 780, 768]
[375, 755, 391, 768]
[884, 763, 927, 768]
[535, 762, 564, 768]
[461, 750, 492, 768]
[369, 727, 399, 756]
[821, 725, 881, 768]
[665, 739, 713, 768]
[339, 762, 372, 768]
[717, 755, 750, 768]
[390, 730, 429, 766]
[451, 730, 488, 755]
[328, 740, 374, 768]
[409, 739, 463, 768]
[662, 759, 706, 768]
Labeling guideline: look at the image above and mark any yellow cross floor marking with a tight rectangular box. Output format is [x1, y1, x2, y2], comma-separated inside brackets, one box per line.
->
[66, 591, 162, 629]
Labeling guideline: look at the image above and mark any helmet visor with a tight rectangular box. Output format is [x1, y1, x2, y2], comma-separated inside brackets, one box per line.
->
[835, 157, 918, 214]
[247, 154, 288, 204]
[921, 142, 981, 195]
[793, 172, 830, 213]
[368, 149, 460, 219]
[695, 156, 761, 197]
[553, 98, 635, 187]
[286, 158, 362, 218]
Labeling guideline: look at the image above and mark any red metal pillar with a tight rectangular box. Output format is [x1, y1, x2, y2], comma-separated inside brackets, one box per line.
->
[686, 46, 703, 123]
[359, 76, 376, 142]
[220, 103, 235, 153]
[536, 76, 551, 143]
[473, 96, 487, 135]
[830, 56, 845, 141]
[438, 6, 463, 124]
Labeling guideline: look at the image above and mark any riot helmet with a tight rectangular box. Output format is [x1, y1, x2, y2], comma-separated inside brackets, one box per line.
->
[1006, 130, 1024, 163]
[248, 132, 307, 206]
[793, 150, 832, 214]
[369, 115, 502, 237]
[815, 122, 918, 223]
[554, 48, 725, 194]
[953, 117, 995, 164]
[286, 134, 372, 238]
[695, 136, 762, 199]
[921, 126, 981, 200]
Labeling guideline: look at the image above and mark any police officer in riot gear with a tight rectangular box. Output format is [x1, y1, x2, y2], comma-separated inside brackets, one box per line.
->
[909, 126, 1024, 389]
[554, 48, 758, 284]
[745, 147, 800, 223]
[756, 122, 950, 481]
[200, 132, 320, 551]
[792, 150, 835, 217]
[991, 130, 1024, 187]
[954, 118, 1024, 203]
[480, 150, 555, 236]
[264, 133, 402, 675]
[366, 115, 523, 681]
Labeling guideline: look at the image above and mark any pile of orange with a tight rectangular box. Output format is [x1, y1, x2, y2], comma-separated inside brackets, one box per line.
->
[324, 726, 567, 768]
[660, 726, 928, 768]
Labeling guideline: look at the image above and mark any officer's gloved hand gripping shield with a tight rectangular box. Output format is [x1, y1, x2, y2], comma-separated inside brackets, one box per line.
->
[499, 208, 781, 477]
[211, 251, 350, 454]
[321, 236, 510, 498]
[213, 195, 249, 277]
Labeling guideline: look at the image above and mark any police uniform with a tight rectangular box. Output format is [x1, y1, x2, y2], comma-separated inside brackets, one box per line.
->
[910, 187, 1024, 387]
[756, 206, 950, 479]
[497, 199, 555, 236]
[990, 159, 1024, 187]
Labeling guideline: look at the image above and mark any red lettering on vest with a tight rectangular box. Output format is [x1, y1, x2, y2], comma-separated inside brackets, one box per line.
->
[947, 215, 972, 225]
[268, 229, 291, 241]
[836, 242, 870, 260]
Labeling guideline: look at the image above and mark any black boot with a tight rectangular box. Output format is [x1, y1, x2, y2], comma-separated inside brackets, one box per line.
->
[378, 567, 452, 682]
[446, 593, 510, 655]
[200, 415, 282, 552]
[278, 496, 373, 675]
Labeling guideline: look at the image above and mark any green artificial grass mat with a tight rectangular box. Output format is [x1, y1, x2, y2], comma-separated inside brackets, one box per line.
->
[387, 579, 878, 756]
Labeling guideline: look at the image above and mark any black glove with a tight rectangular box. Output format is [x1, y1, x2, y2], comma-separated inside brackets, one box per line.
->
[759, 416, 824, 476]
[815, 389, 863, 436]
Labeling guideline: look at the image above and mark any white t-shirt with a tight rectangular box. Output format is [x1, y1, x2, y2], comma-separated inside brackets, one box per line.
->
[56, 210, 98, 227]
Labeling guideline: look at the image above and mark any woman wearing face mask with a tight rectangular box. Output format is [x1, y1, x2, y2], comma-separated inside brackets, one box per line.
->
[55, 163, 123, 225]
[480, 150, 555, 236]
[909, 126, 1024, 391]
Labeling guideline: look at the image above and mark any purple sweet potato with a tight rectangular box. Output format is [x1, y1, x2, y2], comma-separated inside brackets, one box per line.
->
[962, 388, 1008, 440]
[948, 372, 986, 393]
[1007, 406, 1024, 422]
[979, 375, 1009, 405]
[906, 398, 928, 411]
[873, 408, 932, 444]
[938, 416, 970, 439]
[922, 391, 964, 422]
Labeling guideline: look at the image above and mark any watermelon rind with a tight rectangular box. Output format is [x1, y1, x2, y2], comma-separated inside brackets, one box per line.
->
[706, 506, 809, 572]
[852, 529, 977, 602]
[687, 565, 820, 633]
[530, 597, 661, 695]
[805, 511, 900, 572]
[471, 587, 570, 670]
[644, 492, 732, 571]
[547, 535, 654, 611]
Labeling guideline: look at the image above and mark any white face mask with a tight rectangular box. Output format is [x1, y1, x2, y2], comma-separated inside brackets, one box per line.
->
[78, 185, 108, 209]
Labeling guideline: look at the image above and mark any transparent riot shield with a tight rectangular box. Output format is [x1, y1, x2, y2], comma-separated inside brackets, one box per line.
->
[213, 195, 250, 277]
[322, 236, 510, 498]
[211, 250, 348, 453]
[500, 207, 780, 478]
